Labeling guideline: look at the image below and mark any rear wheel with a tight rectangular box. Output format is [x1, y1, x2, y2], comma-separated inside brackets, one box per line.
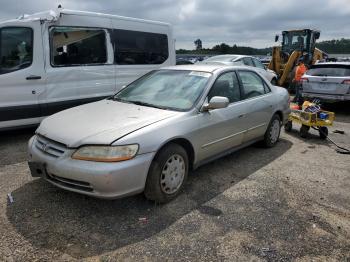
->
[284, 121, 293, 132]
[144, 143, 188, 203]
[319, 126, 328, 139]
[262, 114, 281, 147]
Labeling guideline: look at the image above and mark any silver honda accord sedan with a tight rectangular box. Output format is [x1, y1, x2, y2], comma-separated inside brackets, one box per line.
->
[28, 64, 290, 203]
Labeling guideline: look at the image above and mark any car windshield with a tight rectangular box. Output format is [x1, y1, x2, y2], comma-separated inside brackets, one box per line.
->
[113, 70, 211, 111]
[205, 55, 238, 62]
[0, 27, 33, 75]
[307, 64, 350, 77]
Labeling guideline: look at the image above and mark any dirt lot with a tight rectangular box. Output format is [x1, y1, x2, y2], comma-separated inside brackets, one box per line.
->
[0, 103, 349, 261]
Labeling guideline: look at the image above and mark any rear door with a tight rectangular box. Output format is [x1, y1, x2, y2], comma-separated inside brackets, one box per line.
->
[0, 22, 46, 128]
[236, 70, 274, 143]
[303, 64, 350, 96]
[195, 71, 247, 161]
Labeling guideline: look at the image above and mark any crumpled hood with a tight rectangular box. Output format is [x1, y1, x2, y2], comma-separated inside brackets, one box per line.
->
[37, 100, 179, 147]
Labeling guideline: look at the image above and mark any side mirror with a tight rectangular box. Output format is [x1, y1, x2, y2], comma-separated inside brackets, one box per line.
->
[275, 35, 279, 42]
[202, 96, 229, 111]
[315, 32, 320, 40]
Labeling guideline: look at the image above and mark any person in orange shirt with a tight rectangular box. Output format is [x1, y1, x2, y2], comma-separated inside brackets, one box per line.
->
[292, 58, 308, 104]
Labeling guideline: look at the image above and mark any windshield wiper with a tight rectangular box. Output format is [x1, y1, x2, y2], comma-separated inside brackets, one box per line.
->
[128, 100, 167, 110]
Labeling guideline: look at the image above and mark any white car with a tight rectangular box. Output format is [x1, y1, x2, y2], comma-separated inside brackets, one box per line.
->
[201, 55, 278, 85]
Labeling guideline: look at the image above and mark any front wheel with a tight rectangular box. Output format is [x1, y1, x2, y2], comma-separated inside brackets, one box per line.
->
[262, 114, 281, 147]
[144, 143, 188, 204]
[300, 125, 310, 138]
[319, 126, 328, 139]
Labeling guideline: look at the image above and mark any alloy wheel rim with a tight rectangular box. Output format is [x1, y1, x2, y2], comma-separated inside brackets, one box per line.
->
[160, 154, 186, 194]
[270, 119, 280, 143]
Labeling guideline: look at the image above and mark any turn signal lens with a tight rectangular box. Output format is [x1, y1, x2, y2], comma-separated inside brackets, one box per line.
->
[72, 144, 139, 162]
[341, 79, 350, 85]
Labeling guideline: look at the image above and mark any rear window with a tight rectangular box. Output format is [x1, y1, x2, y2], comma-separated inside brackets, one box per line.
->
[307, 64, 350, 77]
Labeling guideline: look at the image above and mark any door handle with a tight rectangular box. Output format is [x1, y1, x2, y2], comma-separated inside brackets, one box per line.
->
[26, 75, 42, 80]
[238, 114, 245, 118]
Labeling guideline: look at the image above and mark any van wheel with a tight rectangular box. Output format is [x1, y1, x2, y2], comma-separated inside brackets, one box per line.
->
[262, 114, 281, 147]
[144, 143, 188, 204]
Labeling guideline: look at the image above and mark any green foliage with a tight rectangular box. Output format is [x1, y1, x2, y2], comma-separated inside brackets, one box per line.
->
[316, 38, 350, 54]
[177, 39, 350, 55]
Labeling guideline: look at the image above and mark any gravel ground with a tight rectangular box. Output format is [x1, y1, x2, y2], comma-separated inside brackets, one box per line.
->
[0, 103, 349, 261]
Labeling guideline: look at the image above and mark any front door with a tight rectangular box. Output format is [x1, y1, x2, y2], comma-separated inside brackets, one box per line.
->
[0, 22, 46, 128]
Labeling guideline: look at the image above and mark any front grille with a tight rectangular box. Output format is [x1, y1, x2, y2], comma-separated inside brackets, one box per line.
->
[35, 135, 66, 158]
[46, 173, 94, 192]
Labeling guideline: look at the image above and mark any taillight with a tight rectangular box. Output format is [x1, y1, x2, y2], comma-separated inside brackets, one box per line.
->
[342, 79, 350, 85]
[300, 77, 309, 83]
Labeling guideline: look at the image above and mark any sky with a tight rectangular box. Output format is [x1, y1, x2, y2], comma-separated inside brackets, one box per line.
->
[0, 0, 350, 50]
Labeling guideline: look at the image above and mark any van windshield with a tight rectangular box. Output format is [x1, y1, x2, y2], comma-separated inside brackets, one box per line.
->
[0, 27, 33, 75]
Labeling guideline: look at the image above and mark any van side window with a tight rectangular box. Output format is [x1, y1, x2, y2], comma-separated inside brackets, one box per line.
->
[0, 27, 33, 75]
[50, 27, 107, 67]
[237, 71, 267, 99]
[113, 29, 168, 65]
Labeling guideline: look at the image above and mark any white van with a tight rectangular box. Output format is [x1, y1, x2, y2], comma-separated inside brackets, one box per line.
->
[0, 8, 175, 130]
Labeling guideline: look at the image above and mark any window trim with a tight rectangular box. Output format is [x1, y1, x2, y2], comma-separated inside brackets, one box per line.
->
[236, 69, 271, 100]
[0, 26, 34, 75]
[49, 26, 109, 68]
[206, 70, 242, 105]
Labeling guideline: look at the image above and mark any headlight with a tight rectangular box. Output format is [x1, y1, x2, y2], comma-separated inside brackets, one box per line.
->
[72, 144, 139, 162]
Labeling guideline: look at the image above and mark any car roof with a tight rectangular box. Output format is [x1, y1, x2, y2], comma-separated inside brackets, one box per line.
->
[206, 54, 254, 60]
[162, 64, 257, 73]
[314, 62, 350, 66]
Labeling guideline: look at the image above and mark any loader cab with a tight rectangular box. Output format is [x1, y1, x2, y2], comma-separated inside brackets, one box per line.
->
[281, 29, 320, 64]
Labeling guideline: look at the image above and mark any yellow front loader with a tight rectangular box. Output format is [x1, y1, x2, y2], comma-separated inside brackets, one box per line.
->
[268, 29, 326, 87]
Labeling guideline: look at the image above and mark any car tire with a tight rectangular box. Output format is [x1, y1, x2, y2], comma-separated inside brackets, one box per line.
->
[144, 143, 188, 204]
[262, 114, 281, 148]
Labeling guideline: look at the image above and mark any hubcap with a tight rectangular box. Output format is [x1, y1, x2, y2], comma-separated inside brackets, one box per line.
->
[160, 154, 186, 195]
[270, 119, 280, 143]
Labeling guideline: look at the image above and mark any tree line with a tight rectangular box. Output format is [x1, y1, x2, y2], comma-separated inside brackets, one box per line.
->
[177, 39, 350, 55]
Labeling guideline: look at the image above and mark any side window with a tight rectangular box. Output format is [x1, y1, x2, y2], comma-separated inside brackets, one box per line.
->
[237, 71, 267, 99]
[253, 58, 265, 69]
[0, 27, 33, 75]
[113, 29, 169, 65]
[208, 71, 241, 103]
[242, 57, 254, 67]
[50, 27, 107, 67]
